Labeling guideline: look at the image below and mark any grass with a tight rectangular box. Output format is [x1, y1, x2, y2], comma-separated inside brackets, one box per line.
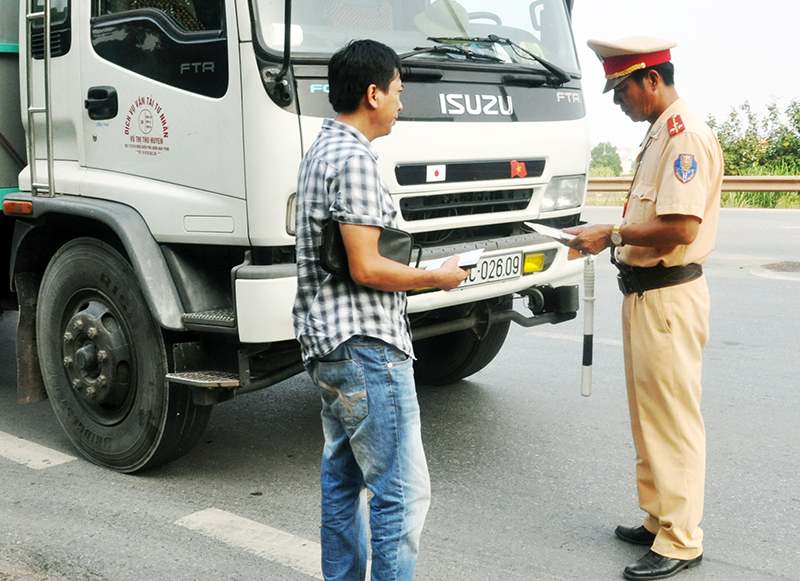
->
[720, 191, 799, 209]
[586, 190, 799, 208]
[585, 191, 627, 207]
[722, 163, 800, 209]
[587, 162, 800, 208]
[586, 189, 799, 209]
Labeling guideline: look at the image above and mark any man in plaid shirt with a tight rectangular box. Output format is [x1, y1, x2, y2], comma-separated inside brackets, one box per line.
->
[293, 40, 468, 581]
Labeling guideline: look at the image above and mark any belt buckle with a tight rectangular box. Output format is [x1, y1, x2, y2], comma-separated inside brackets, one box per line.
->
[617, 274, 641, 296]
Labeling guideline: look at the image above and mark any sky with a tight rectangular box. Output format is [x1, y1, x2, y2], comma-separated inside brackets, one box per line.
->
[569, 1, 800, 160]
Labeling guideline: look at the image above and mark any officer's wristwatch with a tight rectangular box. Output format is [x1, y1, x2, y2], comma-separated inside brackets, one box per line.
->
[611, 224, 624, 247]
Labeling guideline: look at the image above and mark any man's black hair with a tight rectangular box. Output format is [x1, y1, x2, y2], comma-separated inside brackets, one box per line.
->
[328, 39, 403, 114]
[630, 62, 675, 87]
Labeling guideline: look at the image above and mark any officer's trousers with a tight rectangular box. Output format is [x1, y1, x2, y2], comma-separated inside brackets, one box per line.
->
[622, 276, 709, 560]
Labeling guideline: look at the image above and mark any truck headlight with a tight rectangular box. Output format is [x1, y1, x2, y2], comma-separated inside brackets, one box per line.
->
[540, 176, 585, 212]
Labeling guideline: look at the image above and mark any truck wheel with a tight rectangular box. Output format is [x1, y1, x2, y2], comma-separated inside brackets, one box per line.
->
[413, 299, 511, 386]
[36, 238, 211, 472]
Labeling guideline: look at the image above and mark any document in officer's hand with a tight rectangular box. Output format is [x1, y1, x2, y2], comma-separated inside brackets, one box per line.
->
[425, 248, 484, 271]
[525, 222, 575, 243]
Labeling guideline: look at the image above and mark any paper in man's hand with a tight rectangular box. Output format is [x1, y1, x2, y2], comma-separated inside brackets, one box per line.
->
[425, 248, 484, 271]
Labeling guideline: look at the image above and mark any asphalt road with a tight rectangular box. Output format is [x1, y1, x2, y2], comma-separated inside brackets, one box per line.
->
[1, 207, 798, 580]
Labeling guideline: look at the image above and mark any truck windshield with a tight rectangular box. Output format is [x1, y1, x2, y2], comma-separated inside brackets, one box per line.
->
[251, 0, 579, 72]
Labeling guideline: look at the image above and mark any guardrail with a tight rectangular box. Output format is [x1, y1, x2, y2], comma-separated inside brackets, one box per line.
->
[588, 175, 800, 192]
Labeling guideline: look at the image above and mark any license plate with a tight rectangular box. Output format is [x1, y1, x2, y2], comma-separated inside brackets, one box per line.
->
[462, 252, 522, 287]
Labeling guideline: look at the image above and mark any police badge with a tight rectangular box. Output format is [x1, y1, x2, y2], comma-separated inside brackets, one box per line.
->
[674, 153, 697, 183]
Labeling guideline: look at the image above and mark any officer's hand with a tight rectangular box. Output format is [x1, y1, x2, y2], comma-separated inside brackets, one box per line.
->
[434, 254, 470, 291]
[564, 224, 614, 256]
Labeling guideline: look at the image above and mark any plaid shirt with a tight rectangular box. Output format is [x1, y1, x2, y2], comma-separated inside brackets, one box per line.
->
[292, 119, 413, 363]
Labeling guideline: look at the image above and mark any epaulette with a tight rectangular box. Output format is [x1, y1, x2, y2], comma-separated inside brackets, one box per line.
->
[667, 114, 686, 137]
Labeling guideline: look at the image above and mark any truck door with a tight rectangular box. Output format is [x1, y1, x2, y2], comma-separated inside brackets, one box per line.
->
[78, 0, 246, 208]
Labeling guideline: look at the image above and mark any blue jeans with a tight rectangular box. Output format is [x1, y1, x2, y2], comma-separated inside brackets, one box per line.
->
[309, 336, 431, 581]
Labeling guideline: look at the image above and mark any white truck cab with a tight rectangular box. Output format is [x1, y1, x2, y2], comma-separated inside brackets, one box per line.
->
[1, 0, 589, 472]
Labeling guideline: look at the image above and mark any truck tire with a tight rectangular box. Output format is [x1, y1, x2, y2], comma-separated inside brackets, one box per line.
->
[36, 238, 210, 472]
[413, 298, 511, 386]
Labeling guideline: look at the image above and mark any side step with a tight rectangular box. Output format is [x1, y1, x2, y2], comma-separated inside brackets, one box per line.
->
[166, 370, 240, 388]
[166, 340, 306, 406]
[182, 308, 236, 334]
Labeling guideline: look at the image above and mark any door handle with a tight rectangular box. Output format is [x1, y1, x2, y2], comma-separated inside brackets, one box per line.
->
[85, 86, 118, 120]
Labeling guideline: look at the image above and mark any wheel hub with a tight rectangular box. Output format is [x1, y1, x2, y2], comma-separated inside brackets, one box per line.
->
[62, 300, 134, 424]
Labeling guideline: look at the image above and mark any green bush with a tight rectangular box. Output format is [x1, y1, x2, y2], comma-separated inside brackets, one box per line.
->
[708, 99, 800, 176]
[586, 100, 800, 208]
[590, 142, 622, 176]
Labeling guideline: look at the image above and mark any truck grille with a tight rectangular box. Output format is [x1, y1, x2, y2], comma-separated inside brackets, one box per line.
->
[399, 188, 533, 222]
[395, 159, 545, 185]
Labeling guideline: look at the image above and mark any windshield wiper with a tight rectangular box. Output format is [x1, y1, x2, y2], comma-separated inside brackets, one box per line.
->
[401, 43, 505, 63]
[427, 34, 572, 85]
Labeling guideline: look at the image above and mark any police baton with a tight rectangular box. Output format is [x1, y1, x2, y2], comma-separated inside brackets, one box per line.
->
[581, 254, 595, 397]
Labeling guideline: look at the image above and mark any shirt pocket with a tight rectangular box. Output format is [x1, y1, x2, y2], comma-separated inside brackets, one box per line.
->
[627, 182, 657, 225]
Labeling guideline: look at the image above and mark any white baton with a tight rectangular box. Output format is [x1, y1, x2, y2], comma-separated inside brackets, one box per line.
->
[581, 254, 595, 397]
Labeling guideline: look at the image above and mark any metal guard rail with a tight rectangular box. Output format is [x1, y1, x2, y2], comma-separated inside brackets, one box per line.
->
[588, 175, 800, 193]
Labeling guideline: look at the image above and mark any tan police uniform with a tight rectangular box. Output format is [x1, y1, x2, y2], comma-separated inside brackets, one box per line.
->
[619, 98, 723, 560]
[587, 34, 724, 562]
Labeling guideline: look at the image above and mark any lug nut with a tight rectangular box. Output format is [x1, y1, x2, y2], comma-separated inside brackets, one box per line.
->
[63, 356, 73, 367]
[97, 350, 108, 363]
[74, 319, 84, 331]
[85, 385, 97, 399]
[87, 327, 98, 339]
[72, 379, 82, 390]
[97, 375, 107, 388]
[63, 332, 74, 343]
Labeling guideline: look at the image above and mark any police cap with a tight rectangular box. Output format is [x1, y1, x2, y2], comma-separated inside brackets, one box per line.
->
[587, 35, 676, 93]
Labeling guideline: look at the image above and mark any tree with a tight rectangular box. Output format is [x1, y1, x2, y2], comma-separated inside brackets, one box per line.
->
[707, 99, 800, 175]
[589, 141, 622, 176]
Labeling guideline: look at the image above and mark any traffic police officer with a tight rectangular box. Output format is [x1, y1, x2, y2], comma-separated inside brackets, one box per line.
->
[565, 36, 723, 580]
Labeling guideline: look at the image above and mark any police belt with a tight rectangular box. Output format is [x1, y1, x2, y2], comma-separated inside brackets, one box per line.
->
[611, 255, 703, 296]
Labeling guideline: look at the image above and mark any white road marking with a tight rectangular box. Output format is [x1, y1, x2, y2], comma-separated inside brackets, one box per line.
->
[0, 430, 76, 469]
[175, 508, 323, 579]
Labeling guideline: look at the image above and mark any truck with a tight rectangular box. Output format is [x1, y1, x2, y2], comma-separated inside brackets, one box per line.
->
[0, 0, 589, 473]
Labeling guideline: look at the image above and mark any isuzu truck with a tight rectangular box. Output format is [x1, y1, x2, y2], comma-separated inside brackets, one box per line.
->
[0, 0, 589, 472]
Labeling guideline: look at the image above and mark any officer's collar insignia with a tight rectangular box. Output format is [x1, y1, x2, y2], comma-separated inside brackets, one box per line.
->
[668, 114, 686, 137]
[648, 122, 662, 139]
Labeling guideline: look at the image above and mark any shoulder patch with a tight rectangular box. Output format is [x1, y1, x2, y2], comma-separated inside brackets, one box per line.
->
[674, 153, 697, 183]
[668, 114, 686, 137]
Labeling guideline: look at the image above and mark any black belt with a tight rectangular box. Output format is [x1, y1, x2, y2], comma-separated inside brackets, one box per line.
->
[611, 255, 703, 296]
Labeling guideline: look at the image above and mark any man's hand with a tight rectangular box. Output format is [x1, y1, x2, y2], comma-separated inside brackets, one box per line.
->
[340, 223, 468, 291]
[432, 254, 470, 291]
[563, 214, 701, 256]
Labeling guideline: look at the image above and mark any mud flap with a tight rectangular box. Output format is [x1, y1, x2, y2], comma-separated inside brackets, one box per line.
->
[14, 272, 47, 404]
